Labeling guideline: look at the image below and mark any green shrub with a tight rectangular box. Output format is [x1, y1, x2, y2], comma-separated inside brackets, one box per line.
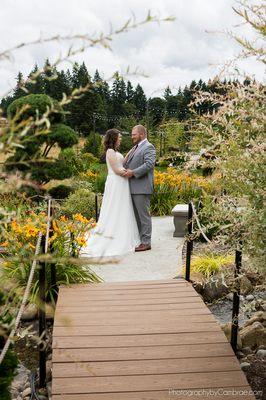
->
[157, 152, 186, 168]
[30, 159, 74, 182]
[93, 171, 107, 194]
[0, 192, 30, 213]
[82, 132, 102, 158]
[150, 189, 177, 216]
[47, 123, 78, 149]
[0, 346, 18, 400]
[58, 148, 80, 175]
[80, 152, 99, 167]
[7, 93, 63, 124]
[61, 188, 96, 219]
[48, 184, 74, 199]
[119, 134, 133, 154]
[58, 149, 99, 175]
[0, 292, 18, 400]
[44, 178, 93, 198]
[183, 254, 234, 279]
[73, 178, 94, 192]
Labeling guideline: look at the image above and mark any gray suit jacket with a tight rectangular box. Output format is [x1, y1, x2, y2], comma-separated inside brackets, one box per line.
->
[124, 140, 156, 194]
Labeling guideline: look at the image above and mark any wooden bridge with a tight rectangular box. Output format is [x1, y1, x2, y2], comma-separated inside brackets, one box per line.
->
[51, 278, 255, 400]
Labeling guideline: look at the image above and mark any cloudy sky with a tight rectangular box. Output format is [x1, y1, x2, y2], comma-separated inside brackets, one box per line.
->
[0, 0, 264, 98]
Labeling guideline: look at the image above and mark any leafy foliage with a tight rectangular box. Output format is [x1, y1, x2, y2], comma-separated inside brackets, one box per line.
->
[1, 211, 99, 302]
[0, 292, 18, 400]
[82, 132, 103, 158]
[7, 93, 63, 124]
[61, 188, 96, 219]
[185, 253, 234, 278]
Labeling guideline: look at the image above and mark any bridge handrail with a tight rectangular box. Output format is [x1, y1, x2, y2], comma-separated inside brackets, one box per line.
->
[185, 200, 242, 355]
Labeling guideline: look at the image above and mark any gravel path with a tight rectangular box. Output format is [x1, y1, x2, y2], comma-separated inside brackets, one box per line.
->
[88, 216, 184, 282]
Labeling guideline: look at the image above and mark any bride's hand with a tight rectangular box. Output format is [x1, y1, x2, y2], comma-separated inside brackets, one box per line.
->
[120, 168, 127, 177]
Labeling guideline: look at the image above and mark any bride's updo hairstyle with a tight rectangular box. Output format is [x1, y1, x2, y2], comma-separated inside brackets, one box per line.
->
[104, 129, 121, 152]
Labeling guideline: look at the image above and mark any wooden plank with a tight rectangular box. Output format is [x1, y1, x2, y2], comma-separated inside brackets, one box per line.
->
[59, 282, 189, 291]
[60, 278, 186, 288]
[58, 289, 198, 300]
[53, 322, 219, 337]
[56, 296, 203, 307]
[53, 343, 234, 362]
[52, 355, 239, 377]
[52, 371, 250, 394]
[55, 301, 206, 313]
[52, 331, 227, 349]
[54, 308, 212, 325]
[56, 292, 199, 305]
[54, 313, 215, 327]
[59, 284, 190, 293]
[60, 282, 195, 295]
[52, 387, 255, 400]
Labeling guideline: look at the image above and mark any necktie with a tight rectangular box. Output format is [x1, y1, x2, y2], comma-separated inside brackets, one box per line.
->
[127, 144, 138, 161]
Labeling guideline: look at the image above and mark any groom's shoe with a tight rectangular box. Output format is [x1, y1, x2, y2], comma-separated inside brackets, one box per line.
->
[135, 243, 151, 252]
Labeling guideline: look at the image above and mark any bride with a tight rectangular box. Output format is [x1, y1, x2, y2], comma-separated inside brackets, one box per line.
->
[80, 129, 140, 259]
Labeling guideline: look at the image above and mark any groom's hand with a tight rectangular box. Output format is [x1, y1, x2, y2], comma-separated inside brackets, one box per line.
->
[124, 169, 134, 178]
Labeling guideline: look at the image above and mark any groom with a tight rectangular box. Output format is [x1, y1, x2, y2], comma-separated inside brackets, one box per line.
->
[123, 125, 156, 252]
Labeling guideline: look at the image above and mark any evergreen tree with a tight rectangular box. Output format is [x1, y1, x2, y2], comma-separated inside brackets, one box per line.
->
[43, 58, 59, 98]
[132, 84, 147, 118]
[126, 81, 134, 103]
[111, 73, 127, 116]
[25, 64, 45, 94]
[148, 97, 166, 126]
[67, 63, 107, 134]
[164, 86, 172, 99]
[93, 69, 110, 116]
[13, 72, 26, 99]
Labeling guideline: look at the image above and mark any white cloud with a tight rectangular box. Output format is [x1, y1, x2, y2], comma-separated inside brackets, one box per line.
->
[0, 0, 264, 98]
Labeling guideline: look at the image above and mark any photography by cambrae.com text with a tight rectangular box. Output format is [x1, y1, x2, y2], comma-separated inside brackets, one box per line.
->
[168, 388, 262, 397]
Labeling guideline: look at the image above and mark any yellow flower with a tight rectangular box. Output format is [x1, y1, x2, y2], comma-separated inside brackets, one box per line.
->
[73, 213, 90, 224]
[59, 215, 68, 222]
[85, 170, 98, 178]
[76, 236, 87, 247]
[49, 233, 58, 242]
[0, 241, 8, 247]
[25, 225, 39, 238]
[52, 220, 62, 234]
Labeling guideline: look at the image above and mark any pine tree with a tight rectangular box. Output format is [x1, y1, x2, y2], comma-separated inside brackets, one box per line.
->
[67, 63, 107, 134]
[164, 86, 172, 99]
[93, 70, 110, 112]
[111, 73, 127, 116]
[133, 84, 147, 118]
[25, 64, 45, 94]
[13, 72, 26, 99]
[43, 59, 59, 98]
[148, 97, 166, 126]
[126, 81, 134, 103]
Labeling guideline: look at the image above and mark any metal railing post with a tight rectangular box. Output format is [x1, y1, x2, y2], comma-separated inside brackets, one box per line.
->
[185, 202, 193, 282]
[95, 193, 99, 222]
[38, 234, 46, 388]
[230, 247, 242, 353]
[49, 201, 58, 303]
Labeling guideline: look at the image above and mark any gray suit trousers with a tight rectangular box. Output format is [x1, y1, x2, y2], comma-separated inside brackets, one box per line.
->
[131, 194, 152, 245]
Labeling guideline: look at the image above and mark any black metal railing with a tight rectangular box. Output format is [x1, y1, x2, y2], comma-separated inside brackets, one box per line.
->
[184, 201, 242, 354]
[38, 235, 47, 388]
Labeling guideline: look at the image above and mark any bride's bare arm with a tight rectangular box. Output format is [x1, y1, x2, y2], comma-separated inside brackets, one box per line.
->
[106, 149, 126, 176]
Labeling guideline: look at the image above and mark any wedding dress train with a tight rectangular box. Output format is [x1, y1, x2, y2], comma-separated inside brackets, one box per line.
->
[80, 149, 140, 258]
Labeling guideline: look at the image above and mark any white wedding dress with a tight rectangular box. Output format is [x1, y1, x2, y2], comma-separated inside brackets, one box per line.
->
[80, 149, 140, 259]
